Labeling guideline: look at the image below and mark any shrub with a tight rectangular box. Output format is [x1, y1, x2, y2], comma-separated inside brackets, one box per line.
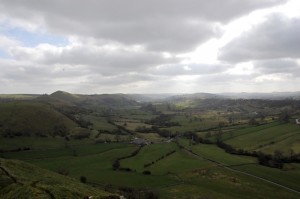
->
[142, 170, 151, 175]
[80, 176, 87, 183]
[56, 167, 69, 176]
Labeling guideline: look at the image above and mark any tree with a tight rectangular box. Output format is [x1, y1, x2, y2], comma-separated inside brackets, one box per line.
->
[142, 170, 151, 175]
[279, 110, 290, 122]
[80, 176, 87, 183]
[248, 118, 258, 125]
[113, 160, 120, 170]
[53, 123, 67, 136]
[56, 167, 69, 176]
[114, 134, 121, 142]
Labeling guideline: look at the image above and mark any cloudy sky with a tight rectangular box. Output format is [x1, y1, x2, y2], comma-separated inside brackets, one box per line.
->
[0, 0, 300, 94]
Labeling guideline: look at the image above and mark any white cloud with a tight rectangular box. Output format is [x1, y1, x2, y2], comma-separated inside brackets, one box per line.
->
[1, 0, 300, 94]
[219, 14, 300, 62]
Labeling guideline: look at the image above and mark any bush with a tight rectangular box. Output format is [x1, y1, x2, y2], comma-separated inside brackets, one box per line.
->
[112, 160, 120, 170]
[80, 176, 87, 183]
[142, 170, 151, 175]
[56, 167, 69, 176]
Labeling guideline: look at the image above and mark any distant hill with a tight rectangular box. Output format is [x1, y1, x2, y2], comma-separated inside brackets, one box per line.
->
[0, 102, 78, 137]
[221, 92, 300, 100]
[82, 94, 139, 107]
[167, 93, 221, 100]
[36, 91, 81, 107]
[128, 94, 176, 102]
[0, 94, 39, 101]
[0, 158, 115, 198]
[36, 91, 139, 107]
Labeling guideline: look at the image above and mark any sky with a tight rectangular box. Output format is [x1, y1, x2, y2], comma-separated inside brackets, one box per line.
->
[0, 0, 300, 94]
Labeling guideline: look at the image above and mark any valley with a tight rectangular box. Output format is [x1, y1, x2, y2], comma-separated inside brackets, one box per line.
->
[1, 91, 300, 198]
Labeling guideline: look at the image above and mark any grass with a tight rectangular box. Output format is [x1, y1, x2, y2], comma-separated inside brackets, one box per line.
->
[189, 144, 257, 166]
[158, 165, 300, 199]
[82, 115, 117, 131]
[224, 122, 300, 153]
[0, 158, 113, 198]
[0, 102, 78, 137]
[121, 143, 178, 172]
[2, 142, 130, 160]
[177, 138, 300, 194]
[115, 120, 151, 131]
[149, 149, 213, 175]
[231, 163, 300, 192]
[163, 114, 224, 133]
[26, 145, 176, 188]
[2, 139, 300, 198]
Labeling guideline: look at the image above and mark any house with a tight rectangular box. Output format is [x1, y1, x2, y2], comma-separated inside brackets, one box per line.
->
[296, 118, 300, 125]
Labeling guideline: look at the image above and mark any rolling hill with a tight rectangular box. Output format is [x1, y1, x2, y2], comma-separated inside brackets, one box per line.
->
[36, 91, 139, 108]
[0, 102, 78, 138]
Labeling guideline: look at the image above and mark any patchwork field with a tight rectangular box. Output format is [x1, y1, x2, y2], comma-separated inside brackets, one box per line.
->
[1, 93, 300, 198]
[2, 138, 300, 198]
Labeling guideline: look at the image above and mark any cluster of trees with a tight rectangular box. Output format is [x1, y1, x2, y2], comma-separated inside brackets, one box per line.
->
[0, 147, 30, 153]
[183, 131, 300, 169]
[144, 150, 176, 168]
[135, 125, 174, 138]
[1, 124, 69, 138]
[103, 184, 158, 198]
[70, 130, 90, 140]
[52, 123, 68, 137]
[60, 108, 92, 129]
[1, 128, 30, 137]
[184, 132, 212, 144]
[216, 141, 300, 169]
[56, 167, 69, 176]
[142, 170, 151, 175]
[107, 119, 133, 135]
[145, 114, 180, 127]
[140, 103, 158, 114]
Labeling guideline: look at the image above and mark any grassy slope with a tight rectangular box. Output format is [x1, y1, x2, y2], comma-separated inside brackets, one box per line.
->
[0, 158, 114, 199]
[4, 143, 176, 188]
[2, 140, 300, 198]
[0, 102, 77, 138]
[179, 138, 300, 192]
[224, 122, 300, 153]
[121, 143, 178, 172]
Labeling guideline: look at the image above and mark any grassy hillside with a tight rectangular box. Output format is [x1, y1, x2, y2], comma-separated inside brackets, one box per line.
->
[0, 94, 39, 101]
[2, 140, 300, 198]
[0, 102, 78, 138]
[0, 158, 115, 199]
[35, 91, 81, 107]
[36, 91, 139, 108]
[220, 122, 300, 154]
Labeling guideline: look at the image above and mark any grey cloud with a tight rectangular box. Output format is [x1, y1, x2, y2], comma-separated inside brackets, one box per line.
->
[0, 59, 90, 83]
[10, 45, 177, 76]
[0, 0, 286, 53]
[88, 73, 159, 86]
[219, 14, 300, 62]
[254, 59, 300, 76]
[150, 63, 229, 76]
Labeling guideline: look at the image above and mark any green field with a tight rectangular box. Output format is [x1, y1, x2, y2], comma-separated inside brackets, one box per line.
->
[0, 102, 78, 137]
[0, 158, 113, 198]
[2, 139, 299, 198]
[222, 122, 300, 154]
[1, 93, 300, 198]
[121, 143, 179, 172]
